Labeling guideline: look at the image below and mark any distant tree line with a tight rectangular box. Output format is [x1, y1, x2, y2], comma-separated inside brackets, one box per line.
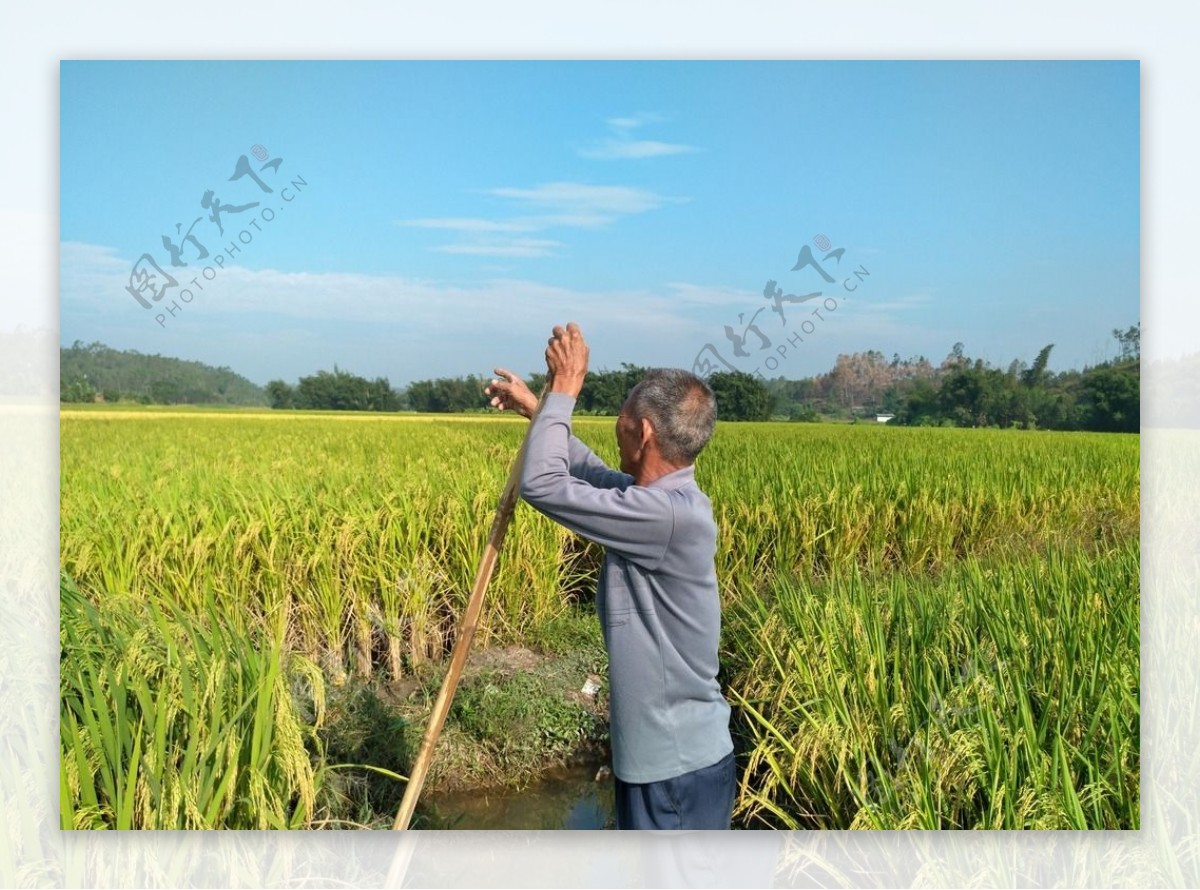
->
[763, 325, 1140, 432]
[60, 341, 266, 406]
[503, 365, 774, 421]
[265, 368, 400, 412]
[404, 375, 490, 413]
[62, 328, 1142, 431]
[265, 363, 778, 420]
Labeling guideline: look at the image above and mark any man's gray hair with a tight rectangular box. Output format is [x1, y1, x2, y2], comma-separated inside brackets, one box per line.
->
[626, 368, 717, 465]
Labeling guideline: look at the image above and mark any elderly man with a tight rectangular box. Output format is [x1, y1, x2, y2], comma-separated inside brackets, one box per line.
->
[485, 322, 734, 830]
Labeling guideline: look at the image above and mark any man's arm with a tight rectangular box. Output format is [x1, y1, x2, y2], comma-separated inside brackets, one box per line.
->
[484, 366, 631, 489]
[568, 436, 633, 490]
[521, 393, 672, 567]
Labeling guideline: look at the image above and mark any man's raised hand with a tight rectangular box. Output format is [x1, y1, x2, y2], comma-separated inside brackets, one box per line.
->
[545, 322, 589, 399]
[485, 368, 538, 419]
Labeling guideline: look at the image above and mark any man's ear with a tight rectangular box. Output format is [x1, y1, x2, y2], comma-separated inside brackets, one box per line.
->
[640, 417, 655, 449]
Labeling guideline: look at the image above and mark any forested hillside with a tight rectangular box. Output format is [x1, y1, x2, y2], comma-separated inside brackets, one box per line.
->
[60, 341, 267, 406]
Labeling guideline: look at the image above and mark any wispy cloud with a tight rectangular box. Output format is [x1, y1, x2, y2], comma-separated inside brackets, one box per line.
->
[393, 113, 694, 257]
[397, 217, 536, 233]
[528, 212, 613, 228]
[855, 291, 935, 314]
[487, 182, 671, 215]
[61, 241, 955, 385]
[663, 282, 769, 308]
[578, 113, 698, 161]
[607, 112, 663, 132]
[579, 140, 698, 160]
[395, 181, 681, 258]
[431, 238, 563, 258]
[61, 241, 740, 334]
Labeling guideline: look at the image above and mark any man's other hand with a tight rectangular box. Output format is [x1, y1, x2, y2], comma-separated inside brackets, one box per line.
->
[485, 368, 538, 419]
[546, 322, 589, 399]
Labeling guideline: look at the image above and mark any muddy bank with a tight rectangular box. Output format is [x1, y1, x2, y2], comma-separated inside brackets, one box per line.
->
[317, 641, 611, 823]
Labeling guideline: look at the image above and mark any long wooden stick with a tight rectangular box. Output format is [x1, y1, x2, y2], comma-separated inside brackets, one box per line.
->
[392, 386, 549, 830]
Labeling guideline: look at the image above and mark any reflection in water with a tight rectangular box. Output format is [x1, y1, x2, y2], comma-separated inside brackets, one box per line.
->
[424, 763, 616, 829]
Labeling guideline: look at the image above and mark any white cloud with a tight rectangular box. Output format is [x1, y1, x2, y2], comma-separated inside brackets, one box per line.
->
[393, 111, 695, 260]
[578, 140, 698, 160]
[663, 282, 766, 308]
[394, 182, 681, 257]
[605, 112, 664, 132]
[60, 242, 744, 338]
[60, 241, 141, 313]
[61, 241, 128, 271]
[66, 240, 961, 382]
[397, 217, 537, 233]
[855, 291, 935, 314]
[432, 238, 563, 257]
[488, 181, 672, 215]
[579, 113, 698, 161]
[524, 212, 613, 228]
[607, 117, 641, 131]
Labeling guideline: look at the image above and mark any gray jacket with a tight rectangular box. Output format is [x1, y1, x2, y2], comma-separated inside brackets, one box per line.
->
[520, 392, 733, 783]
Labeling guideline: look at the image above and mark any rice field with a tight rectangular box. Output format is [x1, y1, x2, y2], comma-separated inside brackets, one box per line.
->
[59, 408, 1139, 829]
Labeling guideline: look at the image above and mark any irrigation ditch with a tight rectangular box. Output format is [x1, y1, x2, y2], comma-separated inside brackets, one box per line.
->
[314, 638, 615, 828]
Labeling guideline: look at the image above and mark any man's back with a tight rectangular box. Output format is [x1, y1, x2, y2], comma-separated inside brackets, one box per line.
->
[595, 469, 732, 784]
[519, 392, 733, 784]
[495, 331, 736, 829]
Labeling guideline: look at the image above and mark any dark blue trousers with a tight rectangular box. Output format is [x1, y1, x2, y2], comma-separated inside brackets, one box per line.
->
[614, 751, 736, 830]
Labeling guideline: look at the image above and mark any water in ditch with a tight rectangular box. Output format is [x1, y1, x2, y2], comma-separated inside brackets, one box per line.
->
[423, 762, 616, 829]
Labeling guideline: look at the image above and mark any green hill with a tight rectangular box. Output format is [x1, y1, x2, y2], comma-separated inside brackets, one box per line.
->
[60, 341, 267, 406]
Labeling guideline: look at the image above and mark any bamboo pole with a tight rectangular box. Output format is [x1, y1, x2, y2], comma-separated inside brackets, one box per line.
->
[392, 385, 549, 830]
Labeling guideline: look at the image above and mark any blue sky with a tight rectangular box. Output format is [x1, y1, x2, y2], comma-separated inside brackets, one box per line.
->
[59, 61, 1139, 387]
